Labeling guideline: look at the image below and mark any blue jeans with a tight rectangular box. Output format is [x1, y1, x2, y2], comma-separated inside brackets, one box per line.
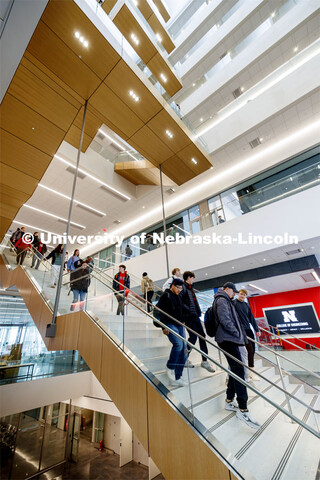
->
[31, 250, 42, 269]
[166, 324, 187, 380]
[71, 290, 86, 311]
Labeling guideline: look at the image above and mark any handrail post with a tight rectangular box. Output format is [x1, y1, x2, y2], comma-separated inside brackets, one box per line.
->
[275, 355, 294, 423]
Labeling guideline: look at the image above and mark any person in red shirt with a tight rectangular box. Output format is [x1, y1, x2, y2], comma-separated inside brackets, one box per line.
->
[15, 236, 31, 265]
[112, 264, 130, 315]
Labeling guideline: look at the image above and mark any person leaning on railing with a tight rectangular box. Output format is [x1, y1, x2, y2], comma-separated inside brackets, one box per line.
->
[112, 264, 130, 315]
[14, 235, 31, 266]
[70, 260, 90, 311]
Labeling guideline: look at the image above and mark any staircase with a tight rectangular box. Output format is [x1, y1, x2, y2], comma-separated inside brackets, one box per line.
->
[1, 240, 319, 480]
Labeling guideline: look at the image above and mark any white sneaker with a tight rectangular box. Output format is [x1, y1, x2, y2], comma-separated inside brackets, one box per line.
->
[171, 378, 188, 387]
[166, 367, 175, 382]
[236, 410, 261, 429]
[185, 359, 195, 368]
[201, 361, 215, 373]
[225, 400, 239, 412]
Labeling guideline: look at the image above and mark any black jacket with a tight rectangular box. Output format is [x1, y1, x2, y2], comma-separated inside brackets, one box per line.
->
[112, 271, 130, 292]
[214, 289, 247, 345]
[181, 282, 201, 321]
[32, 236, 47, 255]
[70, 267, 90, 292]
[233, 299, 259, 332]
[156, 289, 183, 328]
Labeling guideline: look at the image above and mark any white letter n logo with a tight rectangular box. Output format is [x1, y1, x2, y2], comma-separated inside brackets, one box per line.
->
[282, 310, 298, 323]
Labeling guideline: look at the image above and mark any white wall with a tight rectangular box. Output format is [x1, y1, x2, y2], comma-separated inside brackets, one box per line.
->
[125, 185, 320, 281]
[104, 414, 121, 454]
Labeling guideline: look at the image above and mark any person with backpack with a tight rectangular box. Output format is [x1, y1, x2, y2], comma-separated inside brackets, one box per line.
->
[162, 267, 181, 290]
[31, 232, 47, 269]
[70, 260, 90, 311]
[181, 271, 215, 372]
[10, 226, 25, 246]
[156, 278, 187, 387]
[67, 249, 80, 272]
[214, 282, 260, 430]
[124, 244, 133, 260]
[14, 233, 31, 265]
[113, 264, 130, 315]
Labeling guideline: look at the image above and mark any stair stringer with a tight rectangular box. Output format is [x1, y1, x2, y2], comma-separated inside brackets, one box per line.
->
[0, 257, 240, 480]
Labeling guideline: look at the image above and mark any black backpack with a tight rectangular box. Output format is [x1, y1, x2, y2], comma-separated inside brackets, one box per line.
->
[152, 306, 163, 328]
[204, 303, 220, 337]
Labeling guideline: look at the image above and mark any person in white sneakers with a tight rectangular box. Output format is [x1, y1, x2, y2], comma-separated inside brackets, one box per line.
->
[156, 278, 187, 387]
[181, 271, 215, 373]
[214, 282, 260, 430]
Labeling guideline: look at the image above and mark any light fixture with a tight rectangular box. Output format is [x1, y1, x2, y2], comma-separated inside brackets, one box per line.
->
[130, 33, 139, 45]
[12, 220, 60, 237]
[31, 127, 35, 130]
[165, 130, 173, 138]
[248, 283, 268, 293]
[232, 266, 235, 269]
[259, 137, 263, 142]
[156, 33, 162, 42]
[74, 31, 89, 48]
[54, 154, 131, 201]
[200, 118, 203, 122]
[160, 73, 167, 82]
[133, 0, 138, 5]
[271, 11, 276, 18]
[192, 83, 196, 87]
[191, 158, 198, 164]
[23, 205, 86, 229]
[129, 90, 139, 102]
[142, 206, 145, 209]
[38, 184, 106, 216]
[263, 258, 266, 261]
[312, 271, 320, 283]
[240, 86, 245, 92]
[293, 46, 298, 53]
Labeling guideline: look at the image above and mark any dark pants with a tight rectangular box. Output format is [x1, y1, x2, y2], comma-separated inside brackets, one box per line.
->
[245, 329, 256, 367]
[16, 248, 27, 265]
[145, 290, 154, 313]
[115, 292, 125, 315]
[218, 341, 248, 410]
[186, 315, 208, 361]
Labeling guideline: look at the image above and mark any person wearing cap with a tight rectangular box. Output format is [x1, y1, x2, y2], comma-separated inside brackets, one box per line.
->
[214, 282, 260, 429]
[141, 272, 154, 313]
[156, 278, 187, 387]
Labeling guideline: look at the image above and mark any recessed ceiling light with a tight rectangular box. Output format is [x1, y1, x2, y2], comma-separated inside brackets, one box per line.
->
[240, 86, 245, 92]
[129, 90, 139, 102]
[75, 31, 80, 39]
[271, 11, 276, 18]
[31, 127, 35, 130]
[205, 273, 208, 276]
[130, 33, 139, 45]
[263, 258, 266, 261]
[156, 33, 162, 42]
[165, 130, 173, 138]
[210, 166, 213, 170]
[232, 266, 235, 269]
[192, 83, 196, 87]
[200, 118, 203, 122]
[191, 158, 197, 164]
[74, 31, 89, 48]
[160, 73, 167, 82]
[259, 137, 263, 141]
[216, 23, 220, 28]
[38, 184, 106, 216]
[142, 206, 145, 209]
[83, 40, 89, 48]
[293, 46, 298, 52]
[133, 0, 138, 5]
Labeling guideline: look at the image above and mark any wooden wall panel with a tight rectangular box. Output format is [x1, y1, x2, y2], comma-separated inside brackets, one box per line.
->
[78, 314, 103, 380]
[8, 64, 78, 131]
[0, 163, 39, 196]
[147, 53, 182, 97]
[0, 129, 52, 179]
[62, 312, 81, 351]
[42, 0, 121, 81]
[27, 21, 101, 100]
[152, 0, 170, 22]
[147, 383, 230, 480]
[0, 94, 65, 157]
[100, 335, 149, 449]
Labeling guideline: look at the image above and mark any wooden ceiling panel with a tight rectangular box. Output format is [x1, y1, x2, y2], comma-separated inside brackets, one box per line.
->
[22, 53, 83, 108]
[100, 0, 118, 14]
[175, 144, 212, 174]
[147, 109, 191, 153]
[148, 13, 175, 54]
[0, 203, 20, 223]
[8, 64, 78, 132]
[137, 1, 154, 20]
[0, 163, 39, 196]
[90, 82, 144, 138]
[0, 94, 65, 157]
[64, 124, 93, 153]
[115, 160, 160, 185]
[147, 53, 182, 97]
[104, 60, 162, 123]
[152, 0, 170, 22]
[161, 156, 195, 186]
[0, 185, 30, 207]
[41, 0, 121, 81]
[128, 125, 174, 164]
[27, 21, 101, 100]
[0, 217, 12, 240]
[73, 107, 103, 139]
[0, 129, 52, 180]
[113, 4, 157, 63]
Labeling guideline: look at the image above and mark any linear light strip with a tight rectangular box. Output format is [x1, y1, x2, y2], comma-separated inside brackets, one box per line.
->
[23, 205, 86, 229]
[38, 184, 106, 216]
[12, 221, 60, 237]
[248, 283, 268, 293]
[55, 154, 131, 201]
[312, 271, 320, 284]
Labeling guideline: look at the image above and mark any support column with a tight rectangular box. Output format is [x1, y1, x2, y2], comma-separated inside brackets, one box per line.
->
[159, 165, 170, 278]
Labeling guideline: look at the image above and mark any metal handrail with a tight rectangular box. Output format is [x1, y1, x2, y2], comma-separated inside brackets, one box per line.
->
[83, 271, 320, 437]
[80, 270, 320, 419]
[259, 325, 320, 352]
